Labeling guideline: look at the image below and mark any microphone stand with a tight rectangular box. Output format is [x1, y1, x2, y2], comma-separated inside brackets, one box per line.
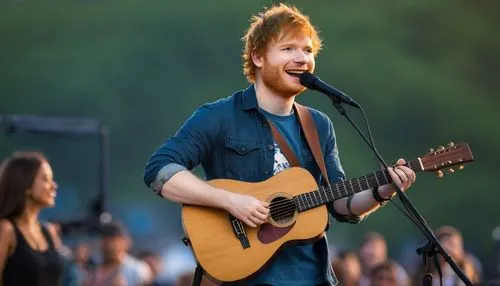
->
[328, 99, 472, 286]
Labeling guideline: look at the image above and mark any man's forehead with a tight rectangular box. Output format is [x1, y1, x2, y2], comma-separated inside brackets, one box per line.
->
[275, 32, 313, 46]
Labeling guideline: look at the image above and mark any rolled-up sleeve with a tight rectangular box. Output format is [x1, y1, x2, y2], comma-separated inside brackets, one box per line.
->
[143, 104, 220, 189]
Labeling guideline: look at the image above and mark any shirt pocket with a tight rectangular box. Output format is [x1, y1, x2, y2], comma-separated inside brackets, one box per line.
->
[223, 137, 261, 181]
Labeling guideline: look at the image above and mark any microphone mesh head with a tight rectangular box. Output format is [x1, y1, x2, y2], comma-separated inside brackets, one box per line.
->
[299, 72, 316, 88]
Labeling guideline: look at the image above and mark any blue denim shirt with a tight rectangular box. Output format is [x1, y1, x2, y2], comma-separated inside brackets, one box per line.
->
[143, 85, 361, 285]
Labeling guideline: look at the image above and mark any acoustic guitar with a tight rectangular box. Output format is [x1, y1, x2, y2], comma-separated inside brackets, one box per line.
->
[182, 142, 474, 283]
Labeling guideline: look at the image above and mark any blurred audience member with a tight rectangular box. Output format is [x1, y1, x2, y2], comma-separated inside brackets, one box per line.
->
[359, 232, 388, 285]
[173, 270, 220, 286]
[358, 232, 409, 286]
[137, 250, 171, 286]
[370, 259, 409, 286]
[174, 271, 194, 286]
[437, 226, 481, 284]
[331, 250, 361, 286]
[63, 242, 92, 286]
[84, 221, 152, 285]
[0, 152, 65, 286]
[414, 225, 481, 285]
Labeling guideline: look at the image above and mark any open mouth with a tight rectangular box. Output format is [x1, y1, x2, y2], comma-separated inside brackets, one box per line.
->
[285, 69, 307, 78]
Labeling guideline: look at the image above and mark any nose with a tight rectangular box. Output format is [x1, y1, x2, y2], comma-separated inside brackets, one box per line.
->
[53, 181, 58, 190]
[294, 50, 308, 64]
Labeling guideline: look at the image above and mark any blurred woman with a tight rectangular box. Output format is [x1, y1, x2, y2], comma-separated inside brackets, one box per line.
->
[0, 152, 64, 286]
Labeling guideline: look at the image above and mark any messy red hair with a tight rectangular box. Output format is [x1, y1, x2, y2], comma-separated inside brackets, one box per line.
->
[241, 3, 322, 83]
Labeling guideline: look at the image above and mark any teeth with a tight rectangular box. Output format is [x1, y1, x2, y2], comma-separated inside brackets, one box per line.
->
[286, 70, 305, 75]
[286, 71, 305, 77]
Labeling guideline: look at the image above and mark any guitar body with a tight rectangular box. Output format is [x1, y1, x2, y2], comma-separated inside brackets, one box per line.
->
[182, 167, 328, 283]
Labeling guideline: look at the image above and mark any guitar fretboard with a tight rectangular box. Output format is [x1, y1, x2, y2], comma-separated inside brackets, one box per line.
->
[294, 159, 422, 212]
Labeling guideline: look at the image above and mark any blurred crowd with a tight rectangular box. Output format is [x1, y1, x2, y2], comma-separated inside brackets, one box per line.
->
[330, 227, 482, 286]
[59, 219, 219, 286]
[59, 224, 484, 286]
[61, 220, 179, 286]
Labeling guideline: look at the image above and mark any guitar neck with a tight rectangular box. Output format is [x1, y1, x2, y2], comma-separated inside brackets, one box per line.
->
[294, 159, 423, 212]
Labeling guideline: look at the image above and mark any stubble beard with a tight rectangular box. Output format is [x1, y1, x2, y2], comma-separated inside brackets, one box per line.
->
[261, 64, 306, 99]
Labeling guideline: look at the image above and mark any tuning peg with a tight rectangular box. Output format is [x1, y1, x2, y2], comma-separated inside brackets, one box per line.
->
[448, 142, 455, 147]
[429, 148, 434, 153]
[459, 165, 464, 170]
[448, 168, 455, 173]
[436, 170, 444, 178]
[438, 146, 445, 151]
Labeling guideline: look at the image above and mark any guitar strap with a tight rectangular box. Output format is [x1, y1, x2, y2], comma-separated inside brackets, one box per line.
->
[192, 265, 203, 286]
[268, 120, 301, 167]
[267, 102, 331, 186]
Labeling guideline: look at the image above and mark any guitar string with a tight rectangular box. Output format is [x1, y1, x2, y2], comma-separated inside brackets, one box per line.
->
[265, 161, 419, 221]
[271, 179, 378, 220]
[268, 171, 389, 210]
[271, 175, 388, 220]
[269, 174, 390, 220]
[272, 182, 373, 221]
[270, 160, 421, 220]
[268, 173, 388, 214]
[267, 162, 418, 210]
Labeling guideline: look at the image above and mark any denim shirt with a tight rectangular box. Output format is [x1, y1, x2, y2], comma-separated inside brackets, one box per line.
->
[143, 85, 361, 285]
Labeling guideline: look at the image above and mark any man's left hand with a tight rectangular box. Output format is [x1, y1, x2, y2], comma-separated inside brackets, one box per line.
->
[377, 158, 416, 198]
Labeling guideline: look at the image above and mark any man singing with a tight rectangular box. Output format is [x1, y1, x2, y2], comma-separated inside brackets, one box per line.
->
[144, 4, 415, 285]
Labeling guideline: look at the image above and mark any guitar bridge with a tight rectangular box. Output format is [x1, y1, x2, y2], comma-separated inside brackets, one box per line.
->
[229, 215, 250, 249]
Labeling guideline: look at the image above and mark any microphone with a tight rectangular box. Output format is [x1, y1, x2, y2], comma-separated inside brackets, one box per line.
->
[299, 72, 360, 108]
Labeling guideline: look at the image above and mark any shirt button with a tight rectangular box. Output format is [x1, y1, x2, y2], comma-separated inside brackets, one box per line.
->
[265, 171, 270, 175]
[241, 147, 246, 151]
[268, 144, 274, 151]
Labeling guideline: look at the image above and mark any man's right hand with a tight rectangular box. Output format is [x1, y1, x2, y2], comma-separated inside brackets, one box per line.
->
[224, 193, 269, 228]
[159, 170, 270, 228]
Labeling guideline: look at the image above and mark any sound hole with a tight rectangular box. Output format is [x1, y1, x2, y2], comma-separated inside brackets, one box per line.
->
[269, 196, 297, 226]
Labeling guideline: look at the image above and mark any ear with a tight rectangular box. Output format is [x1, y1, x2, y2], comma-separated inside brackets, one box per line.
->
[251, 50, 264, 68]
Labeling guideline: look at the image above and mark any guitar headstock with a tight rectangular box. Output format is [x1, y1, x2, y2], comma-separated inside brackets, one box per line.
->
[420, 142, 474, 178]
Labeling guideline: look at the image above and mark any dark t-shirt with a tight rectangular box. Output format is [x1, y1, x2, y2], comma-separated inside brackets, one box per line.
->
[246, 109, 325, 285]
[3, 220, 64, 286]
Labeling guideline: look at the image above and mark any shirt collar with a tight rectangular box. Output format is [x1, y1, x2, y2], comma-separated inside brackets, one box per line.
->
[241, 85, 259, 111]
[241, 84, 300, 114]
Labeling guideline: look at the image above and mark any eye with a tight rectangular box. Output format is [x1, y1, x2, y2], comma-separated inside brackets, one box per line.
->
[304, 47, 313, 54]
[282, 47, 292, 51]
[43, 175, 53, 183]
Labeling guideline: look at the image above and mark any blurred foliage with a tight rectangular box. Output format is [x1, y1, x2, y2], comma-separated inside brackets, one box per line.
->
[1, 0, 499, 276]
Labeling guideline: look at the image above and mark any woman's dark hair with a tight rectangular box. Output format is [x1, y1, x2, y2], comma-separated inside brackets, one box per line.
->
[0, 152, 47, 219]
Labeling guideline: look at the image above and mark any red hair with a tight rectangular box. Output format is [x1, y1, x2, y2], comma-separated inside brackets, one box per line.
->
[241, 3, 322, 83]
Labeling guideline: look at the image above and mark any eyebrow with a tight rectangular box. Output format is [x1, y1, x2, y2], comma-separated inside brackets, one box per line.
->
[41, 173, 52, 180]
[278, 42, 313, 50]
